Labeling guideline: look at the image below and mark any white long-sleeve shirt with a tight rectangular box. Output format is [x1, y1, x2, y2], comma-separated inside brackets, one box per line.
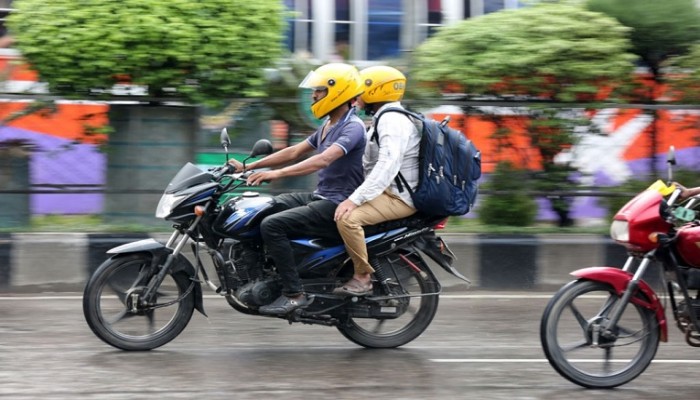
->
[348, 102, 421, 207]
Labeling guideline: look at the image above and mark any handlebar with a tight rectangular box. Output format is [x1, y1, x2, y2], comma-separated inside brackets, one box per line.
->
[211, 164, 271, 189]
[667, 188, 681, 207]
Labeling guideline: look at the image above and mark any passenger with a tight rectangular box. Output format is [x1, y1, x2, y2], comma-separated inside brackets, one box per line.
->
[333, 66, 421, 296]
[229, 63, 366, 314]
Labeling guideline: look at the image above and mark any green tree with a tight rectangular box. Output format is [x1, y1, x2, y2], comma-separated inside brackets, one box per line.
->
[587, 0, 700, 82]
[411, 2, 635, 226]
[587, 0, 700, 174]
[7, 0, 285, 107]
[413, 2, 635, 102]
[6, 0, 286, 225]
[666, 43, 700, 104]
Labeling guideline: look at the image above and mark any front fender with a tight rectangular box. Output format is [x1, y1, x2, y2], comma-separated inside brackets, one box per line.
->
[572, 266, 667, 342]
[107, 238, 205, 316]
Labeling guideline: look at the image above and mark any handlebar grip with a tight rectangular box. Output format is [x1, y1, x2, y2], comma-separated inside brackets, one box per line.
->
[667, 188, 681, 206]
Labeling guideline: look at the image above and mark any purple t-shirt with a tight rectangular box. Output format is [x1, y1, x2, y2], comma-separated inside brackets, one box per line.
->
[306, 108, 366, 204]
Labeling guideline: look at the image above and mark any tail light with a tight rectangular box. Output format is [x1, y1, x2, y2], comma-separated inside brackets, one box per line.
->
[433, 218, 448, 230]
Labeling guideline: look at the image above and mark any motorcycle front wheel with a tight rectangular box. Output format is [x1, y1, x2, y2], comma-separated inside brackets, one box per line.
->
[540, 279, 660, 389]
[336, 252, 439, 348]
[83, 253, 195, 351]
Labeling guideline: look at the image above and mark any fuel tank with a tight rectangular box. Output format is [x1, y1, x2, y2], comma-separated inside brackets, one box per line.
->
[675, 224, 700, 269]
[212, 192, 276, 239]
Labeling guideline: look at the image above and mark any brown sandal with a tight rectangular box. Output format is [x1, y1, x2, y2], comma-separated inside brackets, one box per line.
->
[332, 278, 373, 297]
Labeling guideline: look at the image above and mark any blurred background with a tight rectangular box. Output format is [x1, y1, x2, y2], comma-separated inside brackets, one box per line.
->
[2, 0, 700, 232]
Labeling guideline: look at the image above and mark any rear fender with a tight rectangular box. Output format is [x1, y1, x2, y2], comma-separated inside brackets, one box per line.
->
[572, 266, 667, 342]
[107, 238, 205, 316]
[414, 236, 471, 284]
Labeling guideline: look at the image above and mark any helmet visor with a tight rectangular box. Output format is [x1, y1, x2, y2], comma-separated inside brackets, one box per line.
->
[298, 70, 330, 90]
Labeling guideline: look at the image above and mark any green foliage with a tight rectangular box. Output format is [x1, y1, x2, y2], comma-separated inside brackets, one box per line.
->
[7, 0, 285, 106]
[666, 43, 700, 103]
[478, 162, 537, 226]
[587, 0, 700, 77]
[412, 2, 636, 101]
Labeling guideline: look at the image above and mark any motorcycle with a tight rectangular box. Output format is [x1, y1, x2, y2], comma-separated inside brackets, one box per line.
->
[83, 129, 470, 351]
[540, 146, 700, 388]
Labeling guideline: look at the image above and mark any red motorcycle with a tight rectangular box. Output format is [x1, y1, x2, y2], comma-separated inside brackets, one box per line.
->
[540, 148, 700, 388]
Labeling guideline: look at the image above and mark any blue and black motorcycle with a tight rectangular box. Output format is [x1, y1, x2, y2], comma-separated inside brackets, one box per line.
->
[83, 129, 470, 351]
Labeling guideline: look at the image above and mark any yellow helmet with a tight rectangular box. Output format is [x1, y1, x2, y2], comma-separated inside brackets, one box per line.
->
[299, 63, 363, 119]
[359, 66, 406, 104]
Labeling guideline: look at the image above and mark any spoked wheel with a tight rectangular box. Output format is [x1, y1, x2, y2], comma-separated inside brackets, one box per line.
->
[336, 253, 439, 348]
[540, 279, 660, 388]
[83, 253, 195, 351]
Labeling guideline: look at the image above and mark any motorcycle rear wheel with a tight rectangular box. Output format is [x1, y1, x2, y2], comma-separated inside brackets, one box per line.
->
[83, 253, 195, 351]
[540, 279, 660, 388]
[336, 253, 439, 348]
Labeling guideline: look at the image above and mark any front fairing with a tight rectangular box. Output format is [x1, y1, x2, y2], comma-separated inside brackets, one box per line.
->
[612, 190, 672, 252]
[155, 163, 218, 220]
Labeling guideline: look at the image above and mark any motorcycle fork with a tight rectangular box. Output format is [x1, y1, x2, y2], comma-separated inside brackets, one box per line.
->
[140, 214, 203, 305]
[667, 264, 700, 344]
[596, 255, 652, 344]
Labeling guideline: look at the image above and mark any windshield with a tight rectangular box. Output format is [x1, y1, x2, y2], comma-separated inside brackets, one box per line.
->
[164, 163, 214, 194]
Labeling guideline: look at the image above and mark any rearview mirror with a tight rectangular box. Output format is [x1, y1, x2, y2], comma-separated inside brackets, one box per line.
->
[220, 128, 231, 150]
[667, 146, 676, 166]
[667, 145, 676, 183]
[250, 139, 273, 159]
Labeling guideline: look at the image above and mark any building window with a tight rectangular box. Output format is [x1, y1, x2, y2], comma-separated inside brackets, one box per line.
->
[426, 0, 443, 37]
[284, 0, 313, 55]
[367, 0, 402, 60]
[484, 0, 505, 14]
[0, 0, 13, 48]
[333, 0, 352, 60]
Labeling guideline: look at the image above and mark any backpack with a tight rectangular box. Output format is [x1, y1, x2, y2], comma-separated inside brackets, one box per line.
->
[374, 107, 481, 216]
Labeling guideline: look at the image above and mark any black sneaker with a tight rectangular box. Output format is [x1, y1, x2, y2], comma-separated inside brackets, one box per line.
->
[259, 294, 313, 315]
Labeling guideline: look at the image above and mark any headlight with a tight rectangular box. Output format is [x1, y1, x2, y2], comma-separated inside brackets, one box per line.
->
[610, 220, 629, 242]
[155, 193, 187, 219]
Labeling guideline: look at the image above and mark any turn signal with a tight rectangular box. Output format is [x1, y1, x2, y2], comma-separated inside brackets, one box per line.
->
[194, 206, 206, 217]
[648, 232, 659, 243]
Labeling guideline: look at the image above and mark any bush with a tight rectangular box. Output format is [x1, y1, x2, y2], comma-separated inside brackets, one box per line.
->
[478, 162, 537, 226]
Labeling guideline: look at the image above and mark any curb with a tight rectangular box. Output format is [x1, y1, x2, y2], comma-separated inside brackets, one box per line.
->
[0, 232, 630, 293]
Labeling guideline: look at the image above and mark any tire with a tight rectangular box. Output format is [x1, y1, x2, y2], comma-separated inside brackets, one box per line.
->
[540, 279, 660, 388]
[83, 253, 195, 351]
[336, 252, 439, 348]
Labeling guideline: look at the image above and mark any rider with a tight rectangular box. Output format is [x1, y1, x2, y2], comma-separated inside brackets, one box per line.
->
[229, 63, 366, 314]
[674, 183, 700, 200]
[333, 66, 421, 296]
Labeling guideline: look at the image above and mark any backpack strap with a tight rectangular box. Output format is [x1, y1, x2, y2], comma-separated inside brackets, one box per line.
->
[371, 107, 421, 194]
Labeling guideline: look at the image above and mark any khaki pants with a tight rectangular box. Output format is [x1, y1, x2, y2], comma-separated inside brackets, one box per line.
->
[337, 191, 416, 275]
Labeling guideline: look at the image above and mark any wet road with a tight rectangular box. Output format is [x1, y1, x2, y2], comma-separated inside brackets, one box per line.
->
[1, 291, 698, 399]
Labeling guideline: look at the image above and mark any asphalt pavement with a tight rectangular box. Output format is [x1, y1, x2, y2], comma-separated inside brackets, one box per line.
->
[1, 292, 698, 400]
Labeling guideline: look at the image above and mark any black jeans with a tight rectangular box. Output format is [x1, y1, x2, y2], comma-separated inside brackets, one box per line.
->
[260, 192, 339, 296]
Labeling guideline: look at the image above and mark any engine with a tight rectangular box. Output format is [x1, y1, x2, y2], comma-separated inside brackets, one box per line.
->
[235, 278, 281, 307]
[230, 241, 265, 282]
[226, 241, 280, 307]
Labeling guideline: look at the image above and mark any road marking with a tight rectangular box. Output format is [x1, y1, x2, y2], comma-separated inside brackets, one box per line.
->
[430, 359, 700, 364]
